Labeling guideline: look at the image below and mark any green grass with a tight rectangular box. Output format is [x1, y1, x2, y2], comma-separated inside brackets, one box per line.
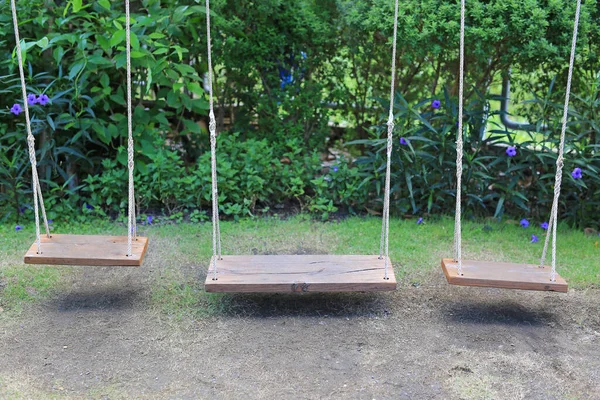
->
[1, 216, 598, 317]
[0, 220, 132, 314]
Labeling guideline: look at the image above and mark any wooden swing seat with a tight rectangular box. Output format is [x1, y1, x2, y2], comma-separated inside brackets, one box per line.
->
[441, 258, 568, 292]
[24, 234, 149, 266]
[204, 255, 397, 293]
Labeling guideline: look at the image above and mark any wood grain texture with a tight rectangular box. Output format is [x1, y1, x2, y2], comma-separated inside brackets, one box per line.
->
[24, 234, 149, 266]
[205, 255, 397, 293]
[441, 258, 568, 292]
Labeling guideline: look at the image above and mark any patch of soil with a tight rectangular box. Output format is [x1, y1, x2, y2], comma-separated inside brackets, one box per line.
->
[0, 263, 599, 399]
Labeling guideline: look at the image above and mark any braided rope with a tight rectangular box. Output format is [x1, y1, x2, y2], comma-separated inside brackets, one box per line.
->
[378, 0, 399, 280]
[11, 0, 51, 253]
[453, 0, 466, 275]
[206, 0, 222, 280]
[539, 206, 554, 271]
[539, 0, 581, 281]
[36, 178, 50, 238]
[125, 0, 136, 256]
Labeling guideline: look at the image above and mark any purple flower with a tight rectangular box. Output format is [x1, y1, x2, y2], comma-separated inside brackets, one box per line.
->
[15, 225, 22, 231]
[531, 234, 539, 243]
[280, 72, 293, 89]
[10, 104, 22, 115]
[146, 215, 153, 225]
[399, 137, 409, 146]
[85, 204, 94, 210]
[27, 94, 38, 106]
[506, 146, 517, 157]
[417, 217, 423, 225]
[19, 206, 26, 214]
[47, 219, 53, 224]
[37, 94, 50, 106]
[520, 219, 529, 228]
[571, 167, 582, 180]
[431, 99, 441, 109]
[540, 222, 549, 230]
[332, 166, 339, 173]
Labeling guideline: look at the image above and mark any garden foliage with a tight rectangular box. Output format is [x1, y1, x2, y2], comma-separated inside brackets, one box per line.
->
[0, 0, 599, 227]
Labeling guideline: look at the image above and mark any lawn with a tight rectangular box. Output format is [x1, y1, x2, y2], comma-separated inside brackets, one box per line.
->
[1, 216, 598, 314]
[1, 216, 599, 399]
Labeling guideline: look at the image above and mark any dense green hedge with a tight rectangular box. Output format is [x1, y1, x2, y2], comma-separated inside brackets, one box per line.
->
[0, 0, 599, 228]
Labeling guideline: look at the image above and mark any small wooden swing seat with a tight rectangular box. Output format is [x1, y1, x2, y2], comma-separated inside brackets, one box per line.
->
[24, 234, 149, 266]
[204, 255, 397, 293]
[441, 258, 568, 292]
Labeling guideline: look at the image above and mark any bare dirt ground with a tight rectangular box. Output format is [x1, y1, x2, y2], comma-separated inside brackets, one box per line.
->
[1, 244, 599, 399]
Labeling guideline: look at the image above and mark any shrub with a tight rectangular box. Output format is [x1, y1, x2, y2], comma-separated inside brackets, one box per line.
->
[1, 0, 599, 227]
[353, 72, 600, 228]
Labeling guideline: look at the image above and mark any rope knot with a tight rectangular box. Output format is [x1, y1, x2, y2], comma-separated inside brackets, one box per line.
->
[209, 119, 217, 135]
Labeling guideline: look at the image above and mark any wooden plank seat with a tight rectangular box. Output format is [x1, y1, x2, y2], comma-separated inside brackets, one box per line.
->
[441, 258, 568, 292]
[205, 255, 397, 293]
[24, 234, 149, 266]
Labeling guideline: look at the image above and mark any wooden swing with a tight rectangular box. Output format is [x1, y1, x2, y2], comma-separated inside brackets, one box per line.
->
[440, 0, 581, 292]
[203, 0, 400, 293]
[11, 0, 148, 267]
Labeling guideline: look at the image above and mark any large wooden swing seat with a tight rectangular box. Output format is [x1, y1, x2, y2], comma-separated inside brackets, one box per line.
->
[441, 258, 568, 292]
[24, 234, 149, 266]
[205, 255, 397, 293]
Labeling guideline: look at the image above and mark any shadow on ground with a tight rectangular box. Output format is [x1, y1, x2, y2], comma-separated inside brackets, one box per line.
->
[207, 291, 394, 318]
[46, 287, 145, 312]
[439, 299, 557, 326]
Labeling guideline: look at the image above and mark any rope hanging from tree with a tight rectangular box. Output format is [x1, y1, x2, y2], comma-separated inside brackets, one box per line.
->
[125, 0, 137, 256]
[454, 0, 582, 282]
[10, 0, 50, 254]
[539, 0, 582, 281]
[206, 0, 222, 280]
[379, 0, 399, 280]
[453, 0, 466, 276]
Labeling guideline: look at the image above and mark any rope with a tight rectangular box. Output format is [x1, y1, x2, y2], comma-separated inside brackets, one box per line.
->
[36, 178, 50, 238]
[125, 0, 136, 256]
[11, 0, 51, 253]
[539, 206, 554, 271]
[378, 0, 399, 280]
[539, 0, 581, 281]
[206, 0, 222, 280]
[453, 0, 466, 275]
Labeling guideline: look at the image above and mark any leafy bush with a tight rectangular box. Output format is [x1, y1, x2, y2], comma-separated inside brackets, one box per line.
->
[82, 133, 362, 221]
[1, 0, 211, 208]
[1, 0, 599, 227]
[353, 72, 600, 228]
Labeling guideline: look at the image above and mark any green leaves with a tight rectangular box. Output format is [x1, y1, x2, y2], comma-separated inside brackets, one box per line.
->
[110, 30, 126, 48]
[2, 0, 598, 226]
[68, 59, 86, 80]
[72, 0, 83, 13]
[98, 0, 111, 11]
